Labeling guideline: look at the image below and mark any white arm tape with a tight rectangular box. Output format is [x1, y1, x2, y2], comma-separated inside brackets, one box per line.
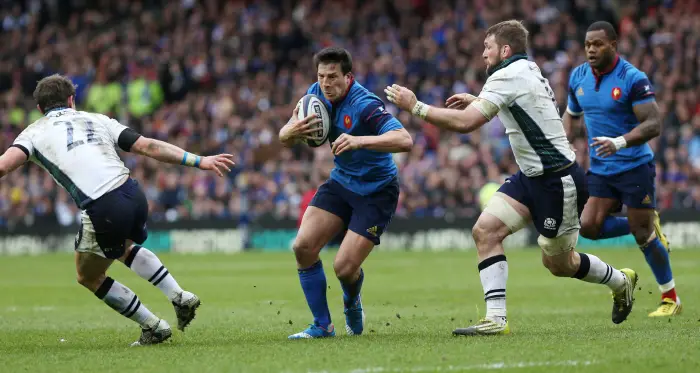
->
[472, 98, 500, 121]
[411, 101, 430, 119]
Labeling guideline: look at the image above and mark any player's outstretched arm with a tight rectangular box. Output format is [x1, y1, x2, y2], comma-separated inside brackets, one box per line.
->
[331, 127, 412, 156]
[591, 101, 661, 157]
[130, 137, 235, 177]
[0, 147, 28, 179]
[385, 84, 492, 134]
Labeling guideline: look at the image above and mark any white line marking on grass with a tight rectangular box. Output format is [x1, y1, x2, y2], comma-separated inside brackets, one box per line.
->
[306, 360, 595, 373]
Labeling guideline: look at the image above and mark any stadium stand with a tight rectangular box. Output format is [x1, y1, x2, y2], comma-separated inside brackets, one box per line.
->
[1, 0, 698, 229]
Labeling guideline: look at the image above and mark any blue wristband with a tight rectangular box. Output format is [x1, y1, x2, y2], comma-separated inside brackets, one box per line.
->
[194, 156, 201, 168]
[181, 152, 188, 165]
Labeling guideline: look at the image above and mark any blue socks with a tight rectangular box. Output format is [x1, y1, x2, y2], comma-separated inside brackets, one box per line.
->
[641, 237, 673, 286]
[598, 216, 631, 239]
[341, 268, 364, 307]
[298, 260, 331, 328]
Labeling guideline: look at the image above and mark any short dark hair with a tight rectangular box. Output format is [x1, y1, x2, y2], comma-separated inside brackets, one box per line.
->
[313, 47, 353, 75]
[486, 20, 529, 55]
[587, 21, 617, 41]
[33, 74, 76, 112]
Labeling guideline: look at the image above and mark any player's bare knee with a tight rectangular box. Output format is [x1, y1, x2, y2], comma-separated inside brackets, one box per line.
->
[539, 233, 578, 277]
[333, 257, 359, 282]
[292, 239, 321, 267]
[472, 222, 505, 249]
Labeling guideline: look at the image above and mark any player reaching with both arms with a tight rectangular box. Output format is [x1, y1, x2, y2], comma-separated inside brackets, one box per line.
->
[386, 20, 637, 335]
[564, 21, 680, 317]
[279, 47, 412, 339]
[0, 75, 235, 345]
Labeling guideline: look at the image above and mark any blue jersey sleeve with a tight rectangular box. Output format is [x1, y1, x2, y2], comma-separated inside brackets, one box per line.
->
[306, 83, 319, 95]
[627, 72, 655, 106]
[360, 98, 403, 135]
[566, 68, 583, 116]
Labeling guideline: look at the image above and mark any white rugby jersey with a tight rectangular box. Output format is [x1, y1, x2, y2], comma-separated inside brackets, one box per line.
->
[12, 108, 130, 208]
[479, 57, 575, 177]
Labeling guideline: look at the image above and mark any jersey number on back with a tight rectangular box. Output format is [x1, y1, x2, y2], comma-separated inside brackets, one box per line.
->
[55, 118, 101, 151]
[539, 78, 559, 114]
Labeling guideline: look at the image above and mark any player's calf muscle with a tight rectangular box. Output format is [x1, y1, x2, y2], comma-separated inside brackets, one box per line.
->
[542, 251, 579, 277]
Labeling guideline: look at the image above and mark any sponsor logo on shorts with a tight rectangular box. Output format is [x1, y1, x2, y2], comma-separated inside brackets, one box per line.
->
[576, 87, 584, 96]
[642, 194, 652, 205]
[543, 218, 557, 230]
[366, 226, 378, 237]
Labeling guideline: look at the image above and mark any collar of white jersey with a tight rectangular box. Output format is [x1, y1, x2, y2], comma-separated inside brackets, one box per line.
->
[487, 54, 529, 76]
[44, 107, 75, 117]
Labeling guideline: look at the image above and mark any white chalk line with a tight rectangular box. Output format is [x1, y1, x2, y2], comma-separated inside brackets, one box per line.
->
[303, 360, 596, 373]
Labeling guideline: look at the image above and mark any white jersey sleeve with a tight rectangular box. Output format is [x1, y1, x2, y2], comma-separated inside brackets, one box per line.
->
[478, 74, 518, 109]
[12, 119, 45, 157]
[98, 114, 129, 145]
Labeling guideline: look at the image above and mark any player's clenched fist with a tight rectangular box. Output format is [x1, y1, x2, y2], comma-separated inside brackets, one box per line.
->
[332, 133, 363, 156]
[199, 154, 236, 177]
[445, 93, 478, 110]
[384, 84, 417, 112]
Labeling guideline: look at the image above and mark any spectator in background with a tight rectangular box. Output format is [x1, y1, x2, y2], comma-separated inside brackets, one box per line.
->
[0, 0, 699, 229]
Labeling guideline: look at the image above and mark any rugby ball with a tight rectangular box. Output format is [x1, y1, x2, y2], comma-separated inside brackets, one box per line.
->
[297, 94, 330, 147]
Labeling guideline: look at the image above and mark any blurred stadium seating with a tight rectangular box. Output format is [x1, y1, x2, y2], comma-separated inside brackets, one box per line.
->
[1, 0, 699, 231]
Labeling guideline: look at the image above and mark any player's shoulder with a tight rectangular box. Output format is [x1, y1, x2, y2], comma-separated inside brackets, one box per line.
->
[78, 111, 124, 126]
[307, 82, 321, 95]
[569, 62, 591, 84]
[21, 116, 51, 136]
[616, 58, 648, 83]
[77, 110, 109, 121]
[486, 59, 529, 84]
[348, 81, 383, 109]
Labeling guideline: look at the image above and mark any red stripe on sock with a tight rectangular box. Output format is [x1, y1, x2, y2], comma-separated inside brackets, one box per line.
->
[662, 288, 677, 302]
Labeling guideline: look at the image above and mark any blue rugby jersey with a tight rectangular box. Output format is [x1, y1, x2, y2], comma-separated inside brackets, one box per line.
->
[306, 79, 404, 195]
[567, 56, 656, 175]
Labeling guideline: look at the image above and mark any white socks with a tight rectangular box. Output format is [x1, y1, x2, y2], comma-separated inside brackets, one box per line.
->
[478, 255, 508, 320]
[124, 245, 184, 301]
[573, 253, 626, 291]
[94, 277, 159, 329]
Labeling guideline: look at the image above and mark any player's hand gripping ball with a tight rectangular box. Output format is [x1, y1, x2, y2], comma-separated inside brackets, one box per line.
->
[296, 94, 331, 147]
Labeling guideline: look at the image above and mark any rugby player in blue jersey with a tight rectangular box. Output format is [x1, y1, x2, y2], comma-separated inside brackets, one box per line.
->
[564, 21, 680, 316]
[279, 47, 413, 339]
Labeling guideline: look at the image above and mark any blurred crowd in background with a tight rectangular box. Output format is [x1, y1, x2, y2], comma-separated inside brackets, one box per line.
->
[1, 0, 699, 229]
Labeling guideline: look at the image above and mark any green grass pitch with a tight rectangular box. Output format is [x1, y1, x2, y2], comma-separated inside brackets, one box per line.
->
[1, 248, 699, 373]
